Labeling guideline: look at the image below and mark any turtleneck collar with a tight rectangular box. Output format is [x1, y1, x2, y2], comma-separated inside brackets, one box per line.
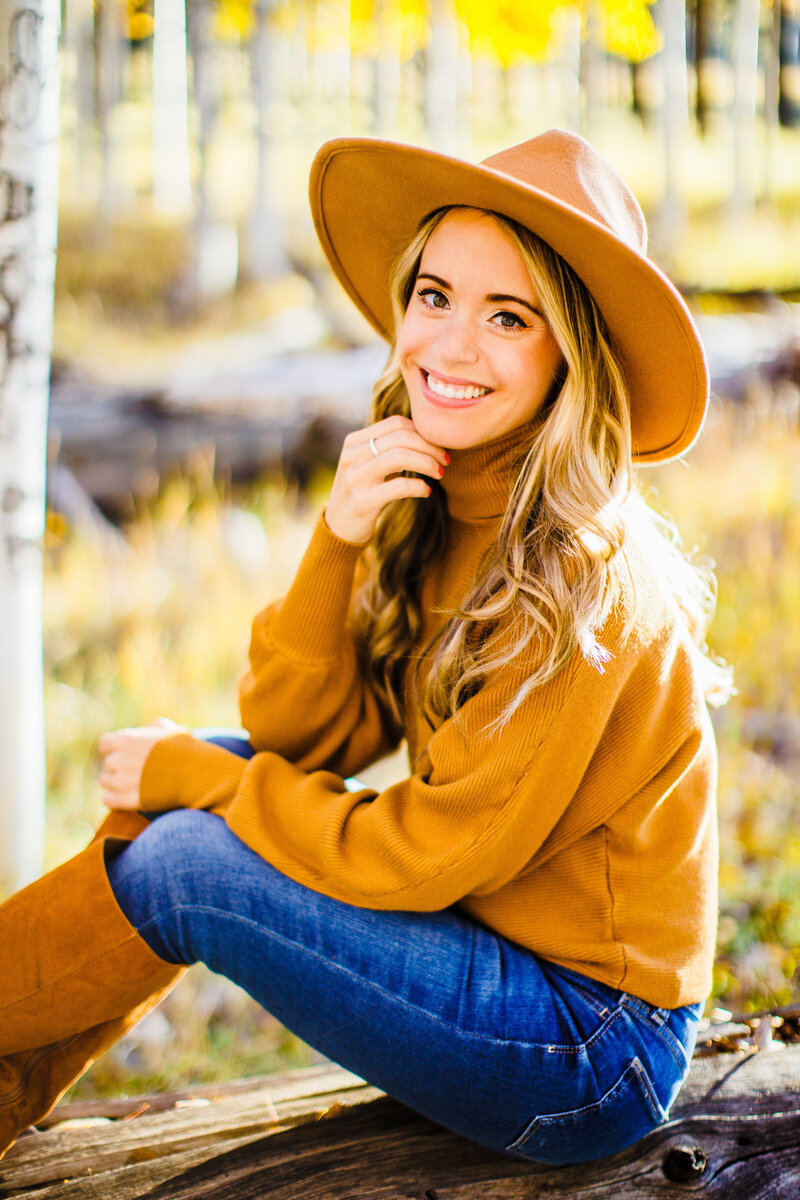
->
[440, 412, 545, 522]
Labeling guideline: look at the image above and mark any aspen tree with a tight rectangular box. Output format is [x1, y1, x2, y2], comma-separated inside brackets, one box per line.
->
[0, 0, 60, 890]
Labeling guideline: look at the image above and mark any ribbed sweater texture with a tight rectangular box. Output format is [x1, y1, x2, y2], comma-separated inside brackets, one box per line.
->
[140, 419, 718, 1009]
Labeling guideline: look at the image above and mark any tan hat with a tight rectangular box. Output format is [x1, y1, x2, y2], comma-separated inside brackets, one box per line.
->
[309, 130, 708, 463]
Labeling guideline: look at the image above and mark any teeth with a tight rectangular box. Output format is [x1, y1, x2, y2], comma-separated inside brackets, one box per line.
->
[426, 374, 489, 400]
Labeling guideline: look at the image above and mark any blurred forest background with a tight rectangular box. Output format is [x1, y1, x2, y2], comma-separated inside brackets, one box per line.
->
[15, 0, 800, 1097]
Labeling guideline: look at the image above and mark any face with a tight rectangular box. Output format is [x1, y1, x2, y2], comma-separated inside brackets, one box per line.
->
[397, 208, 564, 451]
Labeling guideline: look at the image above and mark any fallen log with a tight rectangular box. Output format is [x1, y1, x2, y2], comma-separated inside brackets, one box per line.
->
[1, 1047, 798, 1199]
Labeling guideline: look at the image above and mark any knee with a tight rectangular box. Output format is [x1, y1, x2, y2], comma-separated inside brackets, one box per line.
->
[107, 809, 225, 926]
[127, 808, 221, 870]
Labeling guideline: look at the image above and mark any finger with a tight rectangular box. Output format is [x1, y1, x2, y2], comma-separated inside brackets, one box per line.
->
[352, 416, 447, 460]
[365, 446, 446, 481]
[98, 731, 122, 754]
[101, 791, 136, 811]
[99, 770, 125, 792]
[100, 750, 129, 771]
[372, 476, 433, 505]
[358, 414, 415, 442]
[365, 422, 448, 462]
[100, 763, 139, 788]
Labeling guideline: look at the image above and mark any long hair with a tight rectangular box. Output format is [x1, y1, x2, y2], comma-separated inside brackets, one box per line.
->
[350, 207, 731, 735]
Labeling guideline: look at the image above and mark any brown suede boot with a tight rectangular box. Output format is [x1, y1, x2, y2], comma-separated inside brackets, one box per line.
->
[0, 811, 184, 1160]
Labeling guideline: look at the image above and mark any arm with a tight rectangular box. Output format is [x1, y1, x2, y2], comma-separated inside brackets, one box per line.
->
[238, 413, 450, 778]
[237, 512, 401, 778]
[99, 415, 448, 806]
[139, 623, 688, 912]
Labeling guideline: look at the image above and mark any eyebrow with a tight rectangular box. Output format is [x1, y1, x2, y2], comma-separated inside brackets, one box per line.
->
[416, 273, 544, 318]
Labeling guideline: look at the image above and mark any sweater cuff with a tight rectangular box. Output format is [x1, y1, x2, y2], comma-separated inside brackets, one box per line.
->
[140, 733, 247, 813]
[269, 511, 366, 662]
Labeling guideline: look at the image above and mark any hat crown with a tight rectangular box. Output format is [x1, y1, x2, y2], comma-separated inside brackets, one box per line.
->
[481, 130, 647, 256]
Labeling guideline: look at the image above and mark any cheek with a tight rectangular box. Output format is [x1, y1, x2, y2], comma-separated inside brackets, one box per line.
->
[530, 335, 564, 384]
[397, 310, 423, 360]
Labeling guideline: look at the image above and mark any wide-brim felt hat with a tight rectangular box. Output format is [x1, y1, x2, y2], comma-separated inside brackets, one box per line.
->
[309, 130, 708, 463]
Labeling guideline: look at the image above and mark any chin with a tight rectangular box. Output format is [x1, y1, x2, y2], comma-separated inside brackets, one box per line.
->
[409, 397, 487, 448]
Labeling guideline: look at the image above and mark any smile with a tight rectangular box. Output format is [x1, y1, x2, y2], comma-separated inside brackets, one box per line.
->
[421, 369, 493, 404]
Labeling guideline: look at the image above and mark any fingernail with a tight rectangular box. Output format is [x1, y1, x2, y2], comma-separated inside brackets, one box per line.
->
[438, 465, 445, 477]
[426, 485, 432, 495]
[443, 452, 451, 464]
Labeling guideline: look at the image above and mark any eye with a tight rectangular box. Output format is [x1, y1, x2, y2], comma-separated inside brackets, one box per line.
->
[416, 287, 449, 310]
[491, 310, 528, 330]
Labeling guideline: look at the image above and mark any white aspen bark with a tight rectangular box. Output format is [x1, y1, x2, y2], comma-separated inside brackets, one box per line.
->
[730, 0, 761, 218]
[560, 4, 582, 134]
[763, 0, 781, 202]
[579, 0, 605, 138]
[94, 0, 127, 220]
[456, 33, 472, 158]
[152, 0, 192, 214]
[373, 0, 400, 136]
[60, 0, 95, 210]
[186, 0, 228, 300]
[0, 0, 60, 891]
[655, 0, 689, 258]
[425, 0, 458, 151]
[247, 0, 288, 280]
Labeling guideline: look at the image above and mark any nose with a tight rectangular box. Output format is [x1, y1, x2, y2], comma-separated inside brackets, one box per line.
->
[435, 314, 479, 367]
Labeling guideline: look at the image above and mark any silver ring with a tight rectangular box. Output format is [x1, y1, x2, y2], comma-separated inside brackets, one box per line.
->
[368, 436, 380, 457]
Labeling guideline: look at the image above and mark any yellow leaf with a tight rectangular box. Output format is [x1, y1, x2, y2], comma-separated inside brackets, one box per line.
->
[215, 0, 257, 42]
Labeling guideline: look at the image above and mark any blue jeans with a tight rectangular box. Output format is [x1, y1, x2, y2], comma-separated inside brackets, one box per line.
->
[106, 734, 703, 1165]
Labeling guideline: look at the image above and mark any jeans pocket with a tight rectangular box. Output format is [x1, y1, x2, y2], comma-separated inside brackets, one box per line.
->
[506, 1056, 668, 1166]
[620, 994, 703, 1076]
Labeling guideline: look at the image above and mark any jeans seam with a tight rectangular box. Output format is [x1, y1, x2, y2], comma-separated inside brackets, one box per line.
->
[140, 903, 584, 1052]
[619, 996, 690, 1073]
[630, 1056, 668, 1124]
[544, 1007, 624, 1054]
[652, 1020, 691, 1073]
[507, 1054, 664, 1155]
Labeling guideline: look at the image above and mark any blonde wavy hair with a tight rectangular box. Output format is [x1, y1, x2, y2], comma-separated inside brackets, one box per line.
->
[350, 207, 730, 735]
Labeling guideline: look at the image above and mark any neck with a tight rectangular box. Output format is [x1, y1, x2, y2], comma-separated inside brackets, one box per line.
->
[440, 413, 545, 522]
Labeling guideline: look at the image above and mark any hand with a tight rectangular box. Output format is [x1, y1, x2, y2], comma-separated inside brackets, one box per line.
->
[324, 415, 449, 545]
[98, 718, 188, 810]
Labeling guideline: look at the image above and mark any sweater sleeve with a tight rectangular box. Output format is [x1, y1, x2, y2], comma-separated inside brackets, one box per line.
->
[139, 618, 692, 912]
[235, 511, 402, 778]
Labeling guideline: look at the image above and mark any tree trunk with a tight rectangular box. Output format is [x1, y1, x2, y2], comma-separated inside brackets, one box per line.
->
[763, 0, 781, 200]
[779, 0, 800, 127]
[730, 0, 761, 219]
[373, 0, 400, 136]
[0, 0, 60, 892]
[579, 0, 604, 138]
[694, 0, 709, 132]
[61, 0, 95, 210]
[94, 0, 127, 220]
[425, 0, 458, 152]
[654, 0, 690, 260]
[152, 0, 192, 214]
[246, 0, 288, 281]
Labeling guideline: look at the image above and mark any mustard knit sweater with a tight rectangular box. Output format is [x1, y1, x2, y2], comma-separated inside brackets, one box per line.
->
[140, 419, 718, 1009]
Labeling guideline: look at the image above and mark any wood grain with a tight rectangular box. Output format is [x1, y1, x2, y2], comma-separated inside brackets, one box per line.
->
[2, 1051, 799, 1199]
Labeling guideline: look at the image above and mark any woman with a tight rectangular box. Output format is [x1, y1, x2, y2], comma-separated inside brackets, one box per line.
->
[0, 130, 728, 1165]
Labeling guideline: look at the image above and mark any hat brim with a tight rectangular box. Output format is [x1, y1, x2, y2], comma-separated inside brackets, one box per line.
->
[310, 138, 709, 464]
